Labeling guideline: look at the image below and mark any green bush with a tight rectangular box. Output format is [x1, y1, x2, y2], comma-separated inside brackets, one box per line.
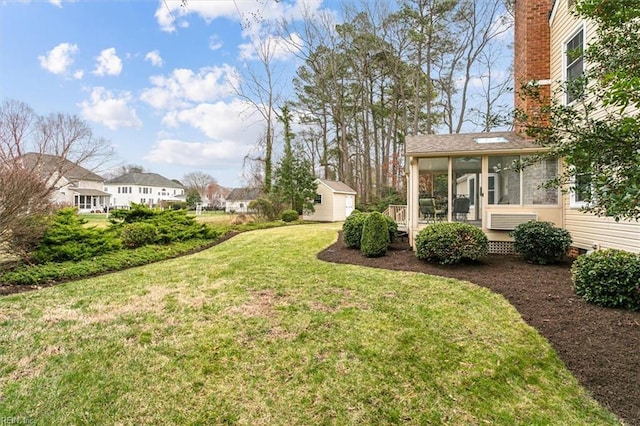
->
[415, 222, 488, 265]
[343, 211, 367, 249]
[110, 207, 218, 244]
[572, 249, 640, 311]
[360, 211, 390, 258]
[384, 215, 398, 243]
[32, 208, 121, 263]
[281, 209, 299, 222]
[120, 222, 158, 248]
[1, 239, 215, 286]
[511, 220, 572, 264]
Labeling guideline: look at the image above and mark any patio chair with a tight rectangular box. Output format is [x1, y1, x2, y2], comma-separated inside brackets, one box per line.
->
[453, 197, 470, 222]
[419, 198, 445, 222]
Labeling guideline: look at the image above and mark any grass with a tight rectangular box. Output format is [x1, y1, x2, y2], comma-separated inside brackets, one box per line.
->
[80, 210, 235, 228]
[0, 223, 621, 425]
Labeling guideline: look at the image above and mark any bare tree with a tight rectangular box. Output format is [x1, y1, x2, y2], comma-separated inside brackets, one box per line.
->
[105, 164, 146, 179]
[0, 99, 115, 258]
[182, 171, 217, 200]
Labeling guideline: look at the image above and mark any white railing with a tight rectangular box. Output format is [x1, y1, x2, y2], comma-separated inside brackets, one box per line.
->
[384, 204, 407, 229]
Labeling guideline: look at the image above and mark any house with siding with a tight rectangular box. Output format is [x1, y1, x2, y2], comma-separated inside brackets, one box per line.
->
[224, 188, 263, 213]
[20, 152, 110, 213]
[400, 0, 640, 254]
[104, 172, 185, 209]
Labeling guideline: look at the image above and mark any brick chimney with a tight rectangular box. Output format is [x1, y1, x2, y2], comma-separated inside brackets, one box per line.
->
[513, 0, 553, 133]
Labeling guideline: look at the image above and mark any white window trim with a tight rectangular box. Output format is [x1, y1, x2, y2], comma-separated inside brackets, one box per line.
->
[563, 23, 586, 105]
[568, 167, 591, 209]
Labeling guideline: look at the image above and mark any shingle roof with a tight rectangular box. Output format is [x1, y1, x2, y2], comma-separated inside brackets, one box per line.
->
[317, 179, 356, 194]
[20, 152, 104, 181]
[105, 172, 184, 188]
[226, 187, 263, 201]
[406, 131, 542, 156]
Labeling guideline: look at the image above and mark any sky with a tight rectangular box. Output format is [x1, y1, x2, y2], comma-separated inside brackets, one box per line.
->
[0, 0, 330, 189]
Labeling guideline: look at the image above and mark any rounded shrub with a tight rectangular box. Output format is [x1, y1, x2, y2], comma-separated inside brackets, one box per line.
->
[384, 215, 398, 243]
[510, 220, 572, 264]
[120, 222, 158, 248]
[415, 222, 488, 265]
[343, 211, 368, 249]
[281, 209, 299, 222]
[572, 249, 640, 311]
[360, 211, 390, 258]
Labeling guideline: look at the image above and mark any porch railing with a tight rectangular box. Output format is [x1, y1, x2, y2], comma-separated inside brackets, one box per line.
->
[383, 204, 407, 230]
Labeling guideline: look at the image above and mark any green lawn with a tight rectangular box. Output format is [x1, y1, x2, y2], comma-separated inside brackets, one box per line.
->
[0, 223, 620, 425]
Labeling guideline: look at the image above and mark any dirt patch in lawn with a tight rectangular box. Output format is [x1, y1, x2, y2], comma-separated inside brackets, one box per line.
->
[317, 232, 640, 426]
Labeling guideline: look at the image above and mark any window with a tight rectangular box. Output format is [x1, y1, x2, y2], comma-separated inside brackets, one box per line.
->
[488, 156, 560, 206]
[314, 194, 322, 204]
[566, 29, 584, 103]
[570, 171, 592, 207]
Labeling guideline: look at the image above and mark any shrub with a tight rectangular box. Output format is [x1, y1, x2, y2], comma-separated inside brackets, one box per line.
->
[120, 222, 158, 248]
[281, 209, 299, 222]
[32, 208, 121, 263]
[511, 220, 572, 264]
[360, 211, 390, 258]
[384, 215, 398, 243]
[572, 249, 640, 311]
[415, 222, 488, 265]
[343, 211, 367, 249]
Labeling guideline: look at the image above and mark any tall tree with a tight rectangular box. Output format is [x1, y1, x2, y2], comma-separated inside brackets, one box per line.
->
[182, 171, 217, 201]
[272, 105, 317, 214]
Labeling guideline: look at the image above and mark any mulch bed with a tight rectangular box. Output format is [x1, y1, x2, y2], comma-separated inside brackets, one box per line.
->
[317, 233, 640, 426]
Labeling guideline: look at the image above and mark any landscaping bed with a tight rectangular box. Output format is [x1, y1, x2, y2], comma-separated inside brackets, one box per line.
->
[317, 233, 640, 426]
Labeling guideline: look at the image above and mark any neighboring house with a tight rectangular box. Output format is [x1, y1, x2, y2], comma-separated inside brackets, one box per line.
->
[225, 188, 263, 213]
[203, 183, 231, 210]
[401, 0, 640, 254]
[20, 152, 110, 213]
[104, 172, 185, 209]
[303, 178, 356, 222]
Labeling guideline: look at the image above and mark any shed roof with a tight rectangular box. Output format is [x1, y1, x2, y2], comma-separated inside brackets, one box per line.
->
[406, 131, 542, 157]
[317, 179, 356, 194]
[105, 172, 184, 188]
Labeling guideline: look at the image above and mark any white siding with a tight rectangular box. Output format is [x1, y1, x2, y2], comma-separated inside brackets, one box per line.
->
[552, 3, 640, 253]
[304, 184, 336, 222]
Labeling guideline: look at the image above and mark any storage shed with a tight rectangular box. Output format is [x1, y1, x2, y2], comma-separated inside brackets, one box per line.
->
[303, 179, 357, 222]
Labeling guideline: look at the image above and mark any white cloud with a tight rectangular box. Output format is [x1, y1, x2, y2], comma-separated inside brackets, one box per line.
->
[145, 50, 163, 67]
[38, 42, 78, 75]
[140, 65, 240, 110]
[73, 70, 84, 80]
[238, 33, 302, 62]
[93, 48, 122, 76]
[49, 0, 62, 7]
[209, 35, 223, 51]
[145, 139, 246, 167]
[79, 87, 142, 130]
[154, 0, 322, 33]
[161, 99, 256, 141]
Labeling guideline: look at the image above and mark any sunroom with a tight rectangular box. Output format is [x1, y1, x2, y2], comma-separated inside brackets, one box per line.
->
[403, 132, 563, 252]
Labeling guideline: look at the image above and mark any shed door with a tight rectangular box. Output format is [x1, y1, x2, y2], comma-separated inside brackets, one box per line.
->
[345, 195, 354, 217]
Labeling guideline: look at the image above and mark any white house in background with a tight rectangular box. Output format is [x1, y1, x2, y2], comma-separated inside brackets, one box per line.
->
[104, 172, 185, 208]
[225, 188, 263, 213]
[20, 152, 110, 213]
[303, 178, 357, 222]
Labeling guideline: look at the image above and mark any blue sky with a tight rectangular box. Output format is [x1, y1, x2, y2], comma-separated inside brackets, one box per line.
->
[0, 0, 328, 188]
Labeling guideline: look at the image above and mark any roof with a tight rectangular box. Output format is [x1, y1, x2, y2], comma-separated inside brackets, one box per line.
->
[406, 131, 543, 157]
[316, 179, 357, 194]
[226, 187, 263, 201]
[105, 172, 184, 189]
[20, 152, 104, 182]
[71, 188, 111, 196]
